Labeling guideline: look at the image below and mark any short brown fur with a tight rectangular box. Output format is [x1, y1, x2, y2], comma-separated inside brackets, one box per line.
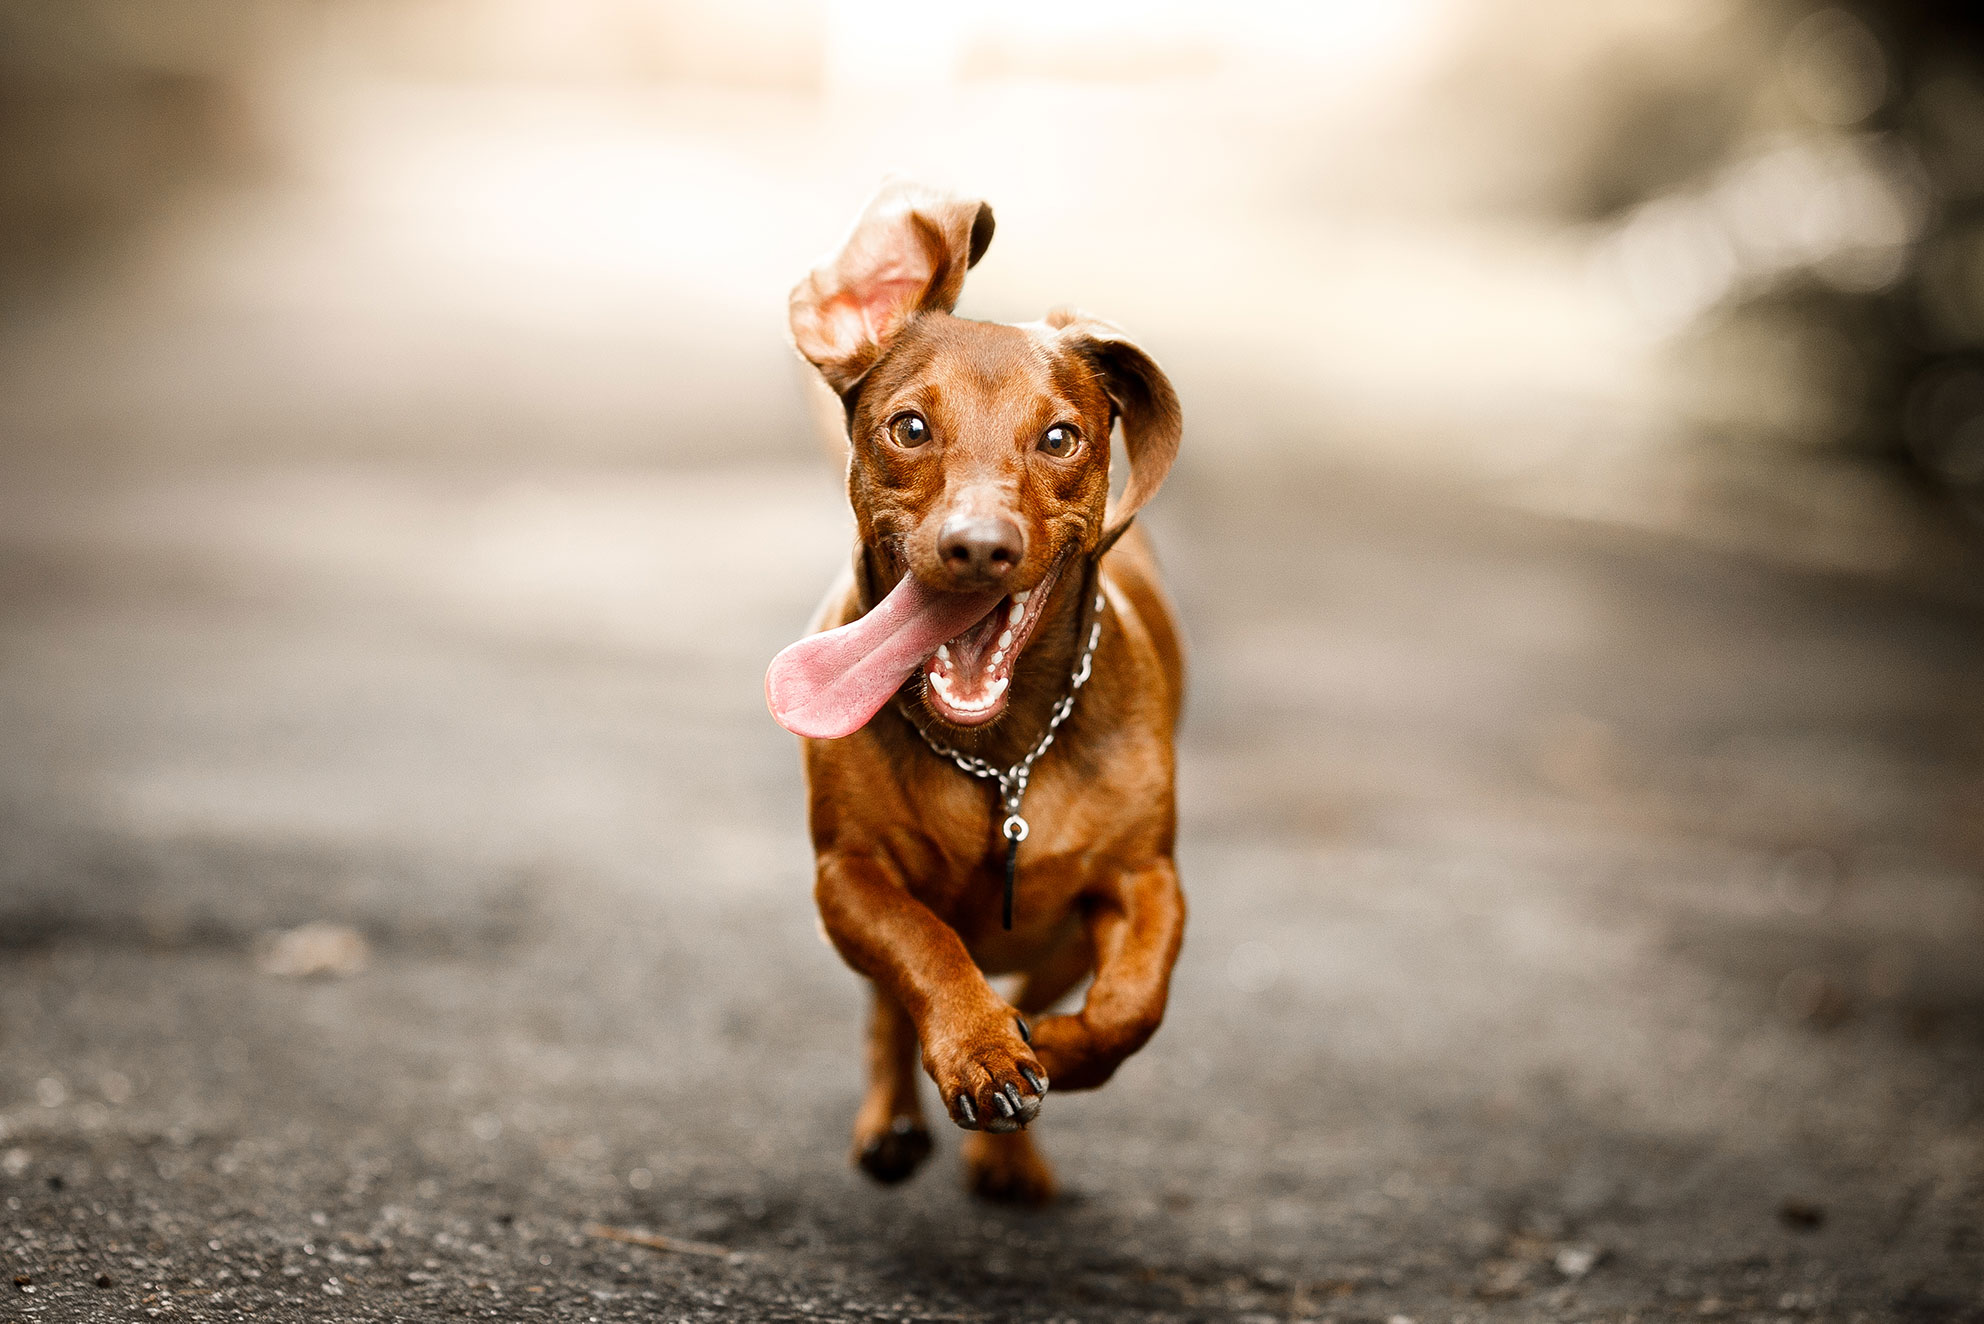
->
[785, 183, 1186, 1203]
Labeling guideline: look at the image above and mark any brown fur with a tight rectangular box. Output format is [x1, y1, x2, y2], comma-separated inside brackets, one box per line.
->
[786, 182, 1186, 1204]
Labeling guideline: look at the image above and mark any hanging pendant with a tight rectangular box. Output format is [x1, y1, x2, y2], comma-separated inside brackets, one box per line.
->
[1000, 812, 1029, 930]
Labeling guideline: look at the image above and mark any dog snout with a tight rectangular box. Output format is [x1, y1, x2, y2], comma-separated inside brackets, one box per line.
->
[938, 514, 1025, 585]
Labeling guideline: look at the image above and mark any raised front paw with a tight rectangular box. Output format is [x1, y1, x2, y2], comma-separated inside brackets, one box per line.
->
[927, 1012, 1048, 1134]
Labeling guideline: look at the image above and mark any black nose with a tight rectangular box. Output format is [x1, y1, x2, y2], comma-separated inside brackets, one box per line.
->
[938, 515, 1024, 582]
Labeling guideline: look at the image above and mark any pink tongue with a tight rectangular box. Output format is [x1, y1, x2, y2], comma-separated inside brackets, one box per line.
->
[766, 574, 1000, 739]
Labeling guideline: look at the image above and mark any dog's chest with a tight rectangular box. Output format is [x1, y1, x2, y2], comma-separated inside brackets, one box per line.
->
[899, 745, 1154, 921]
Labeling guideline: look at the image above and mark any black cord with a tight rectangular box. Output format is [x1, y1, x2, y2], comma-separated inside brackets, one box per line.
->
[1002, 829, 1019, 930]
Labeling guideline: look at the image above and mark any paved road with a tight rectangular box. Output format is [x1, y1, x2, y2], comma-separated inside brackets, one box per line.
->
[2, 455, 1980, 1323]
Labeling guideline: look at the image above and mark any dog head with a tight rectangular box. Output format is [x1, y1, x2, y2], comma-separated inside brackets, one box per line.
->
[769, 181, 1181, 736]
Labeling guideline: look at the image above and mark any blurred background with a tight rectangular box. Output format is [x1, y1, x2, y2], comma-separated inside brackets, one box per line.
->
[2, 2, 1981, 1320]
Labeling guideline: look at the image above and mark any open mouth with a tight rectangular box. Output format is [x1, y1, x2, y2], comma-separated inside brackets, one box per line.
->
[764, 549, 1073, 742]
[920, 556, 1068, 726]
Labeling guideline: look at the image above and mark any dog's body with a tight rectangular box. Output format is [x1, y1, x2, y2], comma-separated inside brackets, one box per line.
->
[767, 184, 1186, 1204]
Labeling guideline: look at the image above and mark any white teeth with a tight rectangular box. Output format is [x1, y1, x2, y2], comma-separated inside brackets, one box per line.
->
[934, 673, 1008, 713]
[1009, 603, 1025, 625]
[1014, 590, 1031, 605]
[997, 629, 1013, 648]
[988, 650, 1004, 669]
[931, 672, 951, 693]
[936, 644, 950, 663]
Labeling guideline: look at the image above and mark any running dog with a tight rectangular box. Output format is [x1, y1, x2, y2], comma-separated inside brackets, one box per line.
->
[767, 181, 1186, 1204]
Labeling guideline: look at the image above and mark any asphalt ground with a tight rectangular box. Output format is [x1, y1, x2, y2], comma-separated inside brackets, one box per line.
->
[2, 457, 1981, 1323]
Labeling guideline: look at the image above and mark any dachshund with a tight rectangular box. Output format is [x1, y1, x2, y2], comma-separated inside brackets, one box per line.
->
[767, 181, 1186, 1204]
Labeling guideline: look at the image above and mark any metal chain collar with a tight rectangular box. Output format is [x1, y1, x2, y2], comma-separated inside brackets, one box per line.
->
[899, 569, 1107, 925]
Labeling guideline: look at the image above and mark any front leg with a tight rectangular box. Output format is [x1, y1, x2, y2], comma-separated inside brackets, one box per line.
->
[850, 986, 931, 1182]
[1025, 858, 1185, 1091]
[816, 851, 1048, 1131]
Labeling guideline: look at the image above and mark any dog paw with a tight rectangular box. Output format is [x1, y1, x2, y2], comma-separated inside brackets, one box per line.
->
[854, 1116, 932, 1185]
[929, 1015, 1048, 1134]
[963, 1130, 1058, 1206]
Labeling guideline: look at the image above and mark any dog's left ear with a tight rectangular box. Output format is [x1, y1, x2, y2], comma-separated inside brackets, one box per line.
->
[790, 181, 995, 394]
[1048, 309, 1183, 554]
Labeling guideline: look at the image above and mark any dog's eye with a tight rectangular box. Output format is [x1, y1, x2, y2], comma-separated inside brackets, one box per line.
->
[1038, 424, 1080, 458]
[889, 413, 930, 448]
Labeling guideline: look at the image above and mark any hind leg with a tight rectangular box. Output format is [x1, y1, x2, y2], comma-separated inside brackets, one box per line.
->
[851, 984, 931, 1183]
[962, 1128, 1058, 1205]
[964, 931, 1091, 1205]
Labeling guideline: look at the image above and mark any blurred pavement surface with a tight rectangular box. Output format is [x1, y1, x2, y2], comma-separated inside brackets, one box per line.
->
[2, 451, 1981, 1321]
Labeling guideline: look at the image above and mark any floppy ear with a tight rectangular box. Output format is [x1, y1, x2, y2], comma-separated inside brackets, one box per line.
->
[1048, 308, 1183, 554]
[789, 181, 995, 394]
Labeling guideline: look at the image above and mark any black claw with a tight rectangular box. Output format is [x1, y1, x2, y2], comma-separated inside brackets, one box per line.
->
[1014, 1016, 1032, 1044]
[991, 1089, 1015, 1119]
[955, 1093, 976, 1125]
[1003, 1082, 1026, 1115]
[1020, 1064, 1045, 1094]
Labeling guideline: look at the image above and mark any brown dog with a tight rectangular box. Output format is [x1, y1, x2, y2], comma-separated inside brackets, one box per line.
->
[766, 182, 1186, 1204]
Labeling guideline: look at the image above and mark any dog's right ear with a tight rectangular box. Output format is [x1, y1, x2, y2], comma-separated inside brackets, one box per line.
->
[789, 181, 995, 394]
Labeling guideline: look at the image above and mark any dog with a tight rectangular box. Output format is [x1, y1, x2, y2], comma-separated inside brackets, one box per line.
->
[765, 181, 1186, 1204]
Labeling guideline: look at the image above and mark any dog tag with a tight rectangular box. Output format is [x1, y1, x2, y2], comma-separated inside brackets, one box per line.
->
[1000, 813, 1028, 930]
